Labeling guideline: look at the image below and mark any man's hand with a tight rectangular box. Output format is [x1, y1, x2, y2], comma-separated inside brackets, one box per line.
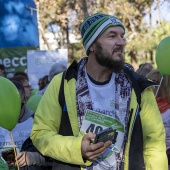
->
[16, 152, 30, 167]
[81, 132, 112, 161]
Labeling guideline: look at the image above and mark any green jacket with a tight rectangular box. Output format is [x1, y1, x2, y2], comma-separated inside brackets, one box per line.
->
[31, 60, 167, 170]
[0, 157, 8, 170]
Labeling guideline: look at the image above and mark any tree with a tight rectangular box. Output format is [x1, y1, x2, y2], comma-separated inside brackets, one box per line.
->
[35, 0, 170, 67]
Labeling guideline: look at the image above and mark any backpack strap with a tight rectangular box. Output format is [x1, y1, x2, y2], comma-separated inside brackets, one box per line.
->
[59, 71, 66, 111]
[58, 71, 73, 136]
[57, 71, 80, 169]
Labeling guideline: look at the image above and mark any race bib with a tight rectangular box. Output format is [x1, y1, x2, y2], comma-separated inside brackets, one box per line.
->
[80, 109, 125, 154]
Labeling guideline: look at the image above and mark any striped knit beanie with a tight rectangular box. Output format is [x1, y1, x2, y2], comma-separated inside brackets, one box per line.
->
[80, 13, 125, 54]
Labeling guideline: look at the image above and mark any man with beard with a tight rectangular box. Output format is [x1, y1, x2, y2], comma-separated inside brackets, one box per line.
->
[31, 13, 167, 170]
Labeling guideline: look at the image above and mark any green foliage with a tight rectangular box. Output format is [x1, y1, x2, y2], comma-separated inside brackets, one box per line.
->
[36, 0, 170, 65]
[152, 22, 170, 48]
[69, 42, 86, 62]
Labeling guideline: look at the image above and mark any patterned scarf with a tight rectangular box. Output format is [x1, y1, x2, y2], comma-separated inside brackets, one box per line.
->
[76, 57, 132, 169]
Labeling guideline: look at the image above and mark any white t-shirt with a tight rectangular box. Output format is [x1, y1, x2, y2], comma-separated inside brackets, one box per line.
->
[86, 72, 116, 117]
[83, 72, 124, 170]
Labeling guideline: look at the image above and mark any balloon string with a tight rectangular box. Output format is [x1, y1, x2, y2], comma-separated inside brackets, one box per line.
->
[155, 75, 164, 98]
[10, 131, 20, 170]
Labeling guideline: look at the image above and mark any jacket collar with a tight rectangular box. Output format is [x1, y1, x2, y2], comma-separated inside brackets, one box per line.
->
[65, 59, 78, 81]
[65, 59, 158, 92]
[131, 70, 158, 93]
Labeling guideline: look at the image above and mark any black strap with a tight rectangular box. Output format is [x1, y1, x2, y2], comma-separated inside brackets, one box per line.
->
[59, 71, 66, 111]
[124, 66, 141, 110]
[58, 71, 74, 136]
[58, 71, 80, 169]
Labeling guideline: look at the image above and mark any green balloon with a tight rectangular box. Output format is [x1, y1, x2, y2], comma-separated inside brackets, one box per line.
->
[156, 36, 170, 75]
[31, 88, 38, 97]
[0, 77, 21, 130]
[0, 157, 8, 170]
[27, 94, 42, 112]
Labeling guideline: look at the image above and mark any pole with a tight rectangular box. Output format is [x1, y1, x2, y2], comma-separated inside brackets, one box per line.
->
[155, 75, 164, 98]
[10, 131, 20, 170]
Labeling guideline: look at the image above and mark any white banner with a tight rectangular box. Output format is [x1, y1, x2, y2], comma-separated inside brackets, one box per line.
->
[0, 117, 34, 155]
[27, 49, 68, 89]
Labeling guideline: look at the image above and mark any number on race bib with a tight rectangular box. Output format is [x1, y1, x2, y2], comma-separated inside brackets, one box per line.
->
[95, 126, 103, 133]
[86, 124, 103, 134]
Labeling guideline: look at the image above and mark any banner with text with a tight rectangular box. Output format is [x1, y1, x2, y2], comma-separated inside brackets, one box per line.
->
[27, 50, 68, 89]
[0, 47, 38, 78]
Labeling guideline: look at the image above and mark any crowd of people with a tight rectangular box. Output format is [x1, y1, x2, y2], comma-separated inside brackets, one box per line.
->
[0, 62, 66, 170]
[0, 12, 169, 170]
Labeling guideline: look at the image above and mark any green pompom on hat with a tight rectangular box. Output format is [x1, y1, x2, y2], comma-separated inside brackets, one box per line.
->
[80, 13, 125, 54]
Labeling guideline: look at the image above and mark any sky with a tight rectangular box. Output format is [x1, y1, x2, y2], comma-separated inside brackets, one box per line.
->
[144, 0, 170, 26]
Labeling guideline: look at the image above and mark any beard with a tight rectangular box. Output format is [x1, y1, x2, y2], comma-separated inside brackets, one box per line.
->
[94, 42, 124, 73]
